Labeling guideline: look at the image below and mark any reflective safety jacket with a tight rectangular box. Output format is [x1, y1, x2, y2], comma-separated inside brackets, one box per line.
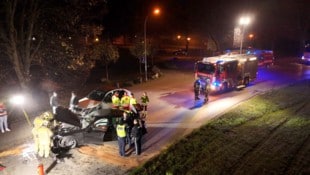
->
[121, 95, 130, 106]
[116, 124, 126, 137]
[112, 95, 120, 107]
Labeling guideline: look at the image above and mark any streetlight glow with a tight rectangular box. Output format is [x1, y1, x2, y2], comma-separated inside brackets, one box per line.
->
[144, 7, 161, 81]
[239, 16, 251, 54]
[153, 8, 160, 15]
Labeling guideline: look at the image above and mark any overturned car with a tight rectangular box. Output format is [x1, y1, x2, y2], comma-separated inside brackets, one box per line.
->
[52, 88, 140, 150]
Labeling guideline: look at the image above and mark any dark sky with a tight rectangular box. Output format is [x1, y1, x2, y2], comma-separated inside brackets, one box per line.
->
[103, 0, 309, 52]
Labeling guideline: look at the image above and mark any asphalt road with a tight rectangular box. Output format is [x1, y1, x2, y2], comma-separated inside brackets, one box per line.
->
[0, 57, 309, 175]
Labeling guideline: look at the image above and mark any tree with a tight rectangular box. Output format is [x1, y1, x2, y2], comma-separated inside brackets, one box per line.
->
[129, 38, 145, 77]
[0, 0, 41, 89]
[0, 0, 109, 90]
[91, 41, 119, 81]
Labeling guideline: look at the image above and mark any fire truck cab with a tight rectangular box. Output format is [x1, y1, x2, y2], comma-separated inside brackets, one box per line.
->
[194, 54, 258, 92]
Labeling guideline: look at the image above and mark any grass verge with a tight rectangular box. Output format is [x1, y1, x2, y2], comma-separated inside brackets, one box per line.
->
[130, 80, 310, 175]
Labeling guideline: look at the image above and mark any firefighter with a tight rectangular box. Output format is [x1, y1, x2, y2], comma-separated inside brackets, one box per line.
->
[32, 117, 44, 155]
[120, 92, 130, 111]
[204, 84, 209, 103]
[140, 92, 149, 119]
[36, 119, 53, 158]
[194, 79, 201, 100]
[116, 119, 126, 157]
[112, 91, 120, 109]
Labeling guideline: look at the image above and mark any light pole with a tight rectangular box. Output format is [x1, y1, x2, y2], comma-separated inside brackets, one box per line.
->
[144, 8, 160, 81]
[239, 16, 250, 54]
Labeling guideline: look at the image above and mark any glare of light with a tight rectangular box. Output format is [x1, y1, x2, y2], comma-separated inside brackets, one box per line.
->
[187, 37, 191, 41]
[239, 16, 250, 25]
[250, 57, 257, 61]
[32, 37, 36, 41]
[248, 34, 254, 39]
[94, 37, 99, 42]
[153, 8, 160, 15]
[10, 95, 25, 106]
[177, 35, 181, 39]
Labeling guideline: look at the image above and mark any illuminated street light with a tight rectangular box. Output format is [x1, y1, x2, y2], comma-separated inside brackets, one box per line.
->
[144, 7, 160, 81]
[10, 94, 32, 127]
[239, 16, 251, 54]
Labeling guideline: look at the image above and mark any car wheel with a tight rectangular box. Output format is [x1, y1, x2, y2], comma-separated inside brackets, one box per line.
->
[59, 136, 77, 148]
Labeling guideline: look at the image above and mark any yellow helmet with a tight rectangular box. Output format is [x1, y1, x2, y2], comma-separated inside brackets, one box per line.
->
[33, 117, 44, 127]
[42, 111, 53, 120]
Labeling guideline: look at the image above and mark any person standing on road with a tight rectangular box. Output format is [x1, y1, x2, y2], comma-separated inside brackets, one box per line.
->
[32, 117, 44, 155]
[122, 112, 133, 147]
[0, 102, 10, 133]
[36, 121, 53, 158]
[194, 79, 201, 100]
[50, 92, 59, 115]
[116, 119, 127, 157]
[140, 92, 149, 119]
[69, 91, 79, 113]
[131, 119, 142, 155]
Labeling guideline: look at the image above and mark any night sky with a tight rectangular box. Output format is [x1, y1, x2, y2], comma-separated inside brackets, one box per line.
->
[103, 0, 309, 54]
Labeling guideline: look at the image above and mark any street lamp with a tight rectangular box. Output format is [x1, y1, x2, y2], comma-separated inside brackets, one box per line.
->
[144, 7, 160, 81]
[239, 16, 250, 54]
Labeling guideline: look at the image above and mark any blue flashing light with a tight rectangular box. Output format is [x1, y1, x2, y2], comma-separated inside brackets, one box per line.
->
[212, 82, 221, 87]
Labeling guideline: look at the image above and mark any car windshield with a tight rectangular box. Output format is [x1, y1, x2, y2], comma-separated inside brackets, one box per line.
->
[87, 90, 106, 101]
[196, 62, 215, 74]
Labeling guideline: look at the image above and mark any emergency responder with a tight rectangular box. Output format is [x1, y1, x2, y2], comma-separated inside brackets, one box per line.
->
[204, 86, 209, 103]
[112, 91, 120, 109]
[32, 117, 44, 154]
[50, 92, 58, 115]
[36, 119, 53, 158]
[122, 111, 133, 147]
[140, 92, 149, 119]
[194, 79, 201, 100]
[116, 119, 126, 157]
[120, 92, 130, 111]
[131, 119, 142, 155]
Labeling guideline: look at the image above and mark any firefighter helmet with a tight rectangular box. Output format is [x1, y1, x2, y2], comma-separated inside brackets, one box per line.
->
[33, 117, 44, 128]
[42, 111, 53, 121]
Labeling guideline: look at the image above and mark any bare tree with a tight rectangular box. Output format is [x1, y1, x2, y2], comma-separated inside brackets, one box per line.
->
[0, 0, 41, 89]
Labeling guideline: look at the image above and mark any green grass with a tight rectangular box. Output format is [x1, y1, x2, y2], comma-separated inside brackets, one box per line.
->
[130, 80, 310, 175]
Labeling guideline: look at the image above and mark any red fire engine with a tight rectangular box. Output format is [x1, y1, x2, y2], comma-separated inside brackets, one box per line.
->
[194, 54, 258, 92]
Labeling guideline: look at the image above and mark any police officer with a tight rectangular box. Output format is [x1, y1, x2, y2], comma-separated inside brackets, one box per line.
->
[116, 119, 126, 157]
[194, 79, 201, 100]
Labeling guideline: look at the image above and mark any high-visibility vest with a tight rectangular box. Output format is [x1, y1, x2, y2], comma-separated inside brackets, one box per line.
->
[112, 95, 120, 106]
[130, 97, 137, 105]
[116, 124, 126, 137]
[121, 96, 130, 106]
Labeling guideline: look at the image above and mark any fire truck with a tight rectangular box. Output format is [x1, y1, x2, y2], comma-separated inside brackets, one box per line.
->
[225, 48, 274, 67]
[194, 54, 258, 92]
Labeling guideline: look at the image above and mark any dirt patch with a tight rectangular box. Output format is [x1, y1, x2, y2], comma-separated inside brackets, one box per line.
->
[78, 144, 157, 169]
